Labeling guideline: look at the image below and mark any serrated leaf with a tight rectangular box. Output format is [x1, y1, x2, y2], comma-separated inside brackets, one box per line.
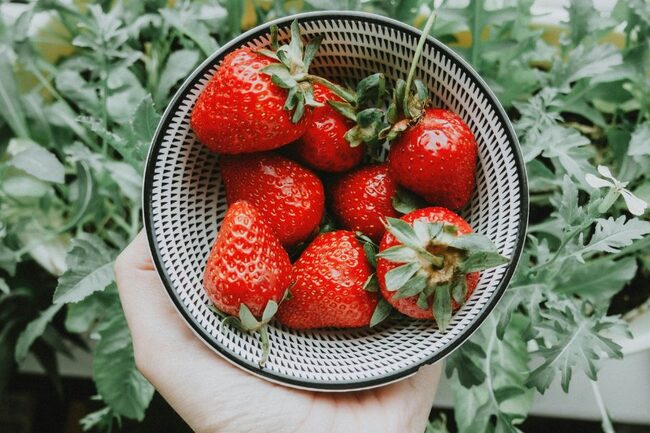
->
[64, 287, 114, 333]
[449, 315, 532, 433]
[553, 44, 623, 89]
[540, 125, 595, 185]
[93, 310, 154, 420]
[154, 49, 200, 104]
[556, 256, 637, 303]
[528, 302, 626, 393]
[7, 139, 65, 184]
[445, 340, 486, 387]
[370, 298, 392, 327]
[15, 304, 63, 362]
[576, 216, 650, 259]
[384, 262, 420, 291]
[53, 234, 116, 305]
[556, 175, 581, 225]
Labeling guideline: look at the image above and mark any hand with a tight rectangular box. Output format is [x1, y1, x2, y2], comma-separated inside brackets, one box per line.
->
[115, 231, 441, 433]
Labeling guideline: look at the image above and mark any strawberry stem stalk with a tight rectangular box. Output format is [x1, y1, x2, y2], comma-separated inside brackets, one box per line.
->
[403, 6, 437, 115]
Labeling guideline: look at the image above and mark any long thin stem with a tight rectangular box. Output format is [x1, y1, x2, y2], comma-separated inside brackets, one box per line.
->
[529, 219, 591, 273]
[403, 5, 437, 113]
[591, 380, 616, 433]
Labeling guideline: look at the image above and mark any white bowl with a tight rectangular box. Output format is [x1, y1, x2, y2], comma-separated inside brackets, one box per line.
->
[143, 11, 528, 391]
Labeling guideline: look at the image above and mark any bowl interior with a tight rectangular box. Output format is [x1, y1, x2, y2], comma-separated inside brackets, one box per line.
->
[144, 12, 527, 391]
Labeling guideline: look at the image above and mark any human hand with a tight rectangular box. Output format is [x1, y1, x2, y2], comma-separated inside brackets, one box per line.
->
[115, 231, 441, 433]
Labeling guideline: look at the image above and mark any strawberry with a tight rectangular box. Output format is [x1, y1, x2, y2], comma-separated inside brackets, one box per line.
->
[277, 231, 380, 329]
[388, 108, 478, 209]
[291, 83, 364, 172]
[203, 200, 294, 365]
[375, 207, 508, 330]
[329, 164, 399, 242]
[191, 21, 323, 154]
[220, 153, 325, 248]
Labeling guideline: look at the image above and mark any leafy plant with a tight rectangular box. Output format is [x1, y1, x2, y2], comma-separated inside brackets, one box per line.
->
[0, 0, 648, 432]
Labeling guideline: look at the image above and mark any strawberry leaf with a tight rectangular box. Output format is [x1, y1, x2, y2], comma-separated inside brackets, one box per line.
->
[433, 283, 452, 331]
[459, 251, 510, 273]
[370, 298, 392, 327]
[238, 304, 261, 331]
[261, 300, 278, 323]
[375, 245, 419, 263]
[385, 217, 424, 249]
[363, 274, 379, 292]
[385, 262, 420, 291]
[451, 277, 468, 305]
[393, 272, 428, 300]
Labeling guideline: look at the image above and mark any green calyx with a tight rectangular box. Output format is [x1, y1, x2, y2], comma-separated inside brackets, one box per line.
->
[216, 288, 292, 367]
[257, 20, 324, 124]
[377, 217, 509, 331]
[315, 73, 389, 148]
[379, 10, 437, 141]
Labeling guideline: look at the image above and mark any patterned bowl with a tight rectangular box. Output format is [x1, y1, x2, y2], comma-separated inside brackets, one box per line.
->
[143, 11, 529, 391]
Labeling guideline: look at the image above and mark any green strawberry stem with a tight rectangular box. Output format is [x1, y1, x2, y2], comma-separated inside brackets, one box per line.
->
[258, 325, 271, 367]
[212, 293, 292, 368]
[403, 7, 437, 118]
[257, 20, 325, 123]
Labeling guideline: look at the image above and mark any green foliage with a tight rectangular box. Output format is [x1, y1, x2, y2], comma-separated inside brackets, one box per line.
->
[0, 0, 648, 432]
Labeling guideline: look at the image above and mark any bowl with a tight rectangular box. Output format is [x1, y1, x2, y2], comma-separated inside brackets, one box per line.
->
[143, 11, 528, 391]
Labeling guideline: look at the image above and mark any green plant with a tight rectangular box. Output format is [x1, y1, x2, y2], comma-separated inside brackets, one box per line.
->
[0, 0, 648, 432]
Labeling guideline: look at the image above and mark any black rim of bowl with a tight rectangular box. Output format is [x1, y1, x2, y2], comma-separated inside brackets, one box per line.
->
[142, 10, 530, 391]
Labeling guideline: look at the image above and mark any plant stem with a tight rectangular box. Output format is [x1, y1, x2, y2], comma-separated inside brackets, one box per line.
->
[591, 380, 616, 433]
[530, 219, 591, 273]
[403, 5, 437, 114]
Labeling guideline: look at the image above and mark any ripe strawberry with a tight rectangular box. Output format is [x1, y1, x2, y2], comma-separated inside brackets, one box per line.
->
[388, 108, 477, 209]
[191, 47, 312, 154]
[291, 84, 364, 172]
[220, 153, 325, 248]
[203, 201, 294, 364]
[277, 231, 380, 329]
[375, 207, 508, 330]
[329, 164, 399, 242]
[191, 21, 325, 154]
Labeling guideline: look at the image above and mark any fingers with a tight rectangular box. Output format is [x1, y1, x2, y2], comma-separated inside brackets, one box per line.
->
[114, 231, 200, 365]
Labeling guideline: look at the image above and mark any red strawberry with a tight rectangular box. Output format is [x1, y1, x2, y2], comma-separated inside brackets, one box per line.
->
[203, 200, 294, 366]
[220, 153, 325, 248]
[388, 108, 478, 209]
[277, 231, 380, 329]
[375, 207, 507, 330]
[291, 84, 364, 172]
[191, 47, 313, 154]
[329, 164, 399, 242]
[203, 200, 293, 318]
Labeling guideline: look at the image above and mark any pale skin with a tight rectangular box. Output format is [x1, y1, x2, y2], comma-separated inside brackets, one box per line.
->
[115, 231, 441, 433]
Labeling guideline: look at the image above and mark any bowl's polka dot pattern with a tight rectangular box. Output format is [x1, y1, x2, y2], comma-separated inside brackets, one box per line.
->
[144, 12, 528, 391]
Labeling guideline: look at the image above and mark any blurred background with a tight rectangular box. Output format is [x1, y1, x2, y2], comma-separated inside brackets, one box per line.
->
[0, 0, 648, 432]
